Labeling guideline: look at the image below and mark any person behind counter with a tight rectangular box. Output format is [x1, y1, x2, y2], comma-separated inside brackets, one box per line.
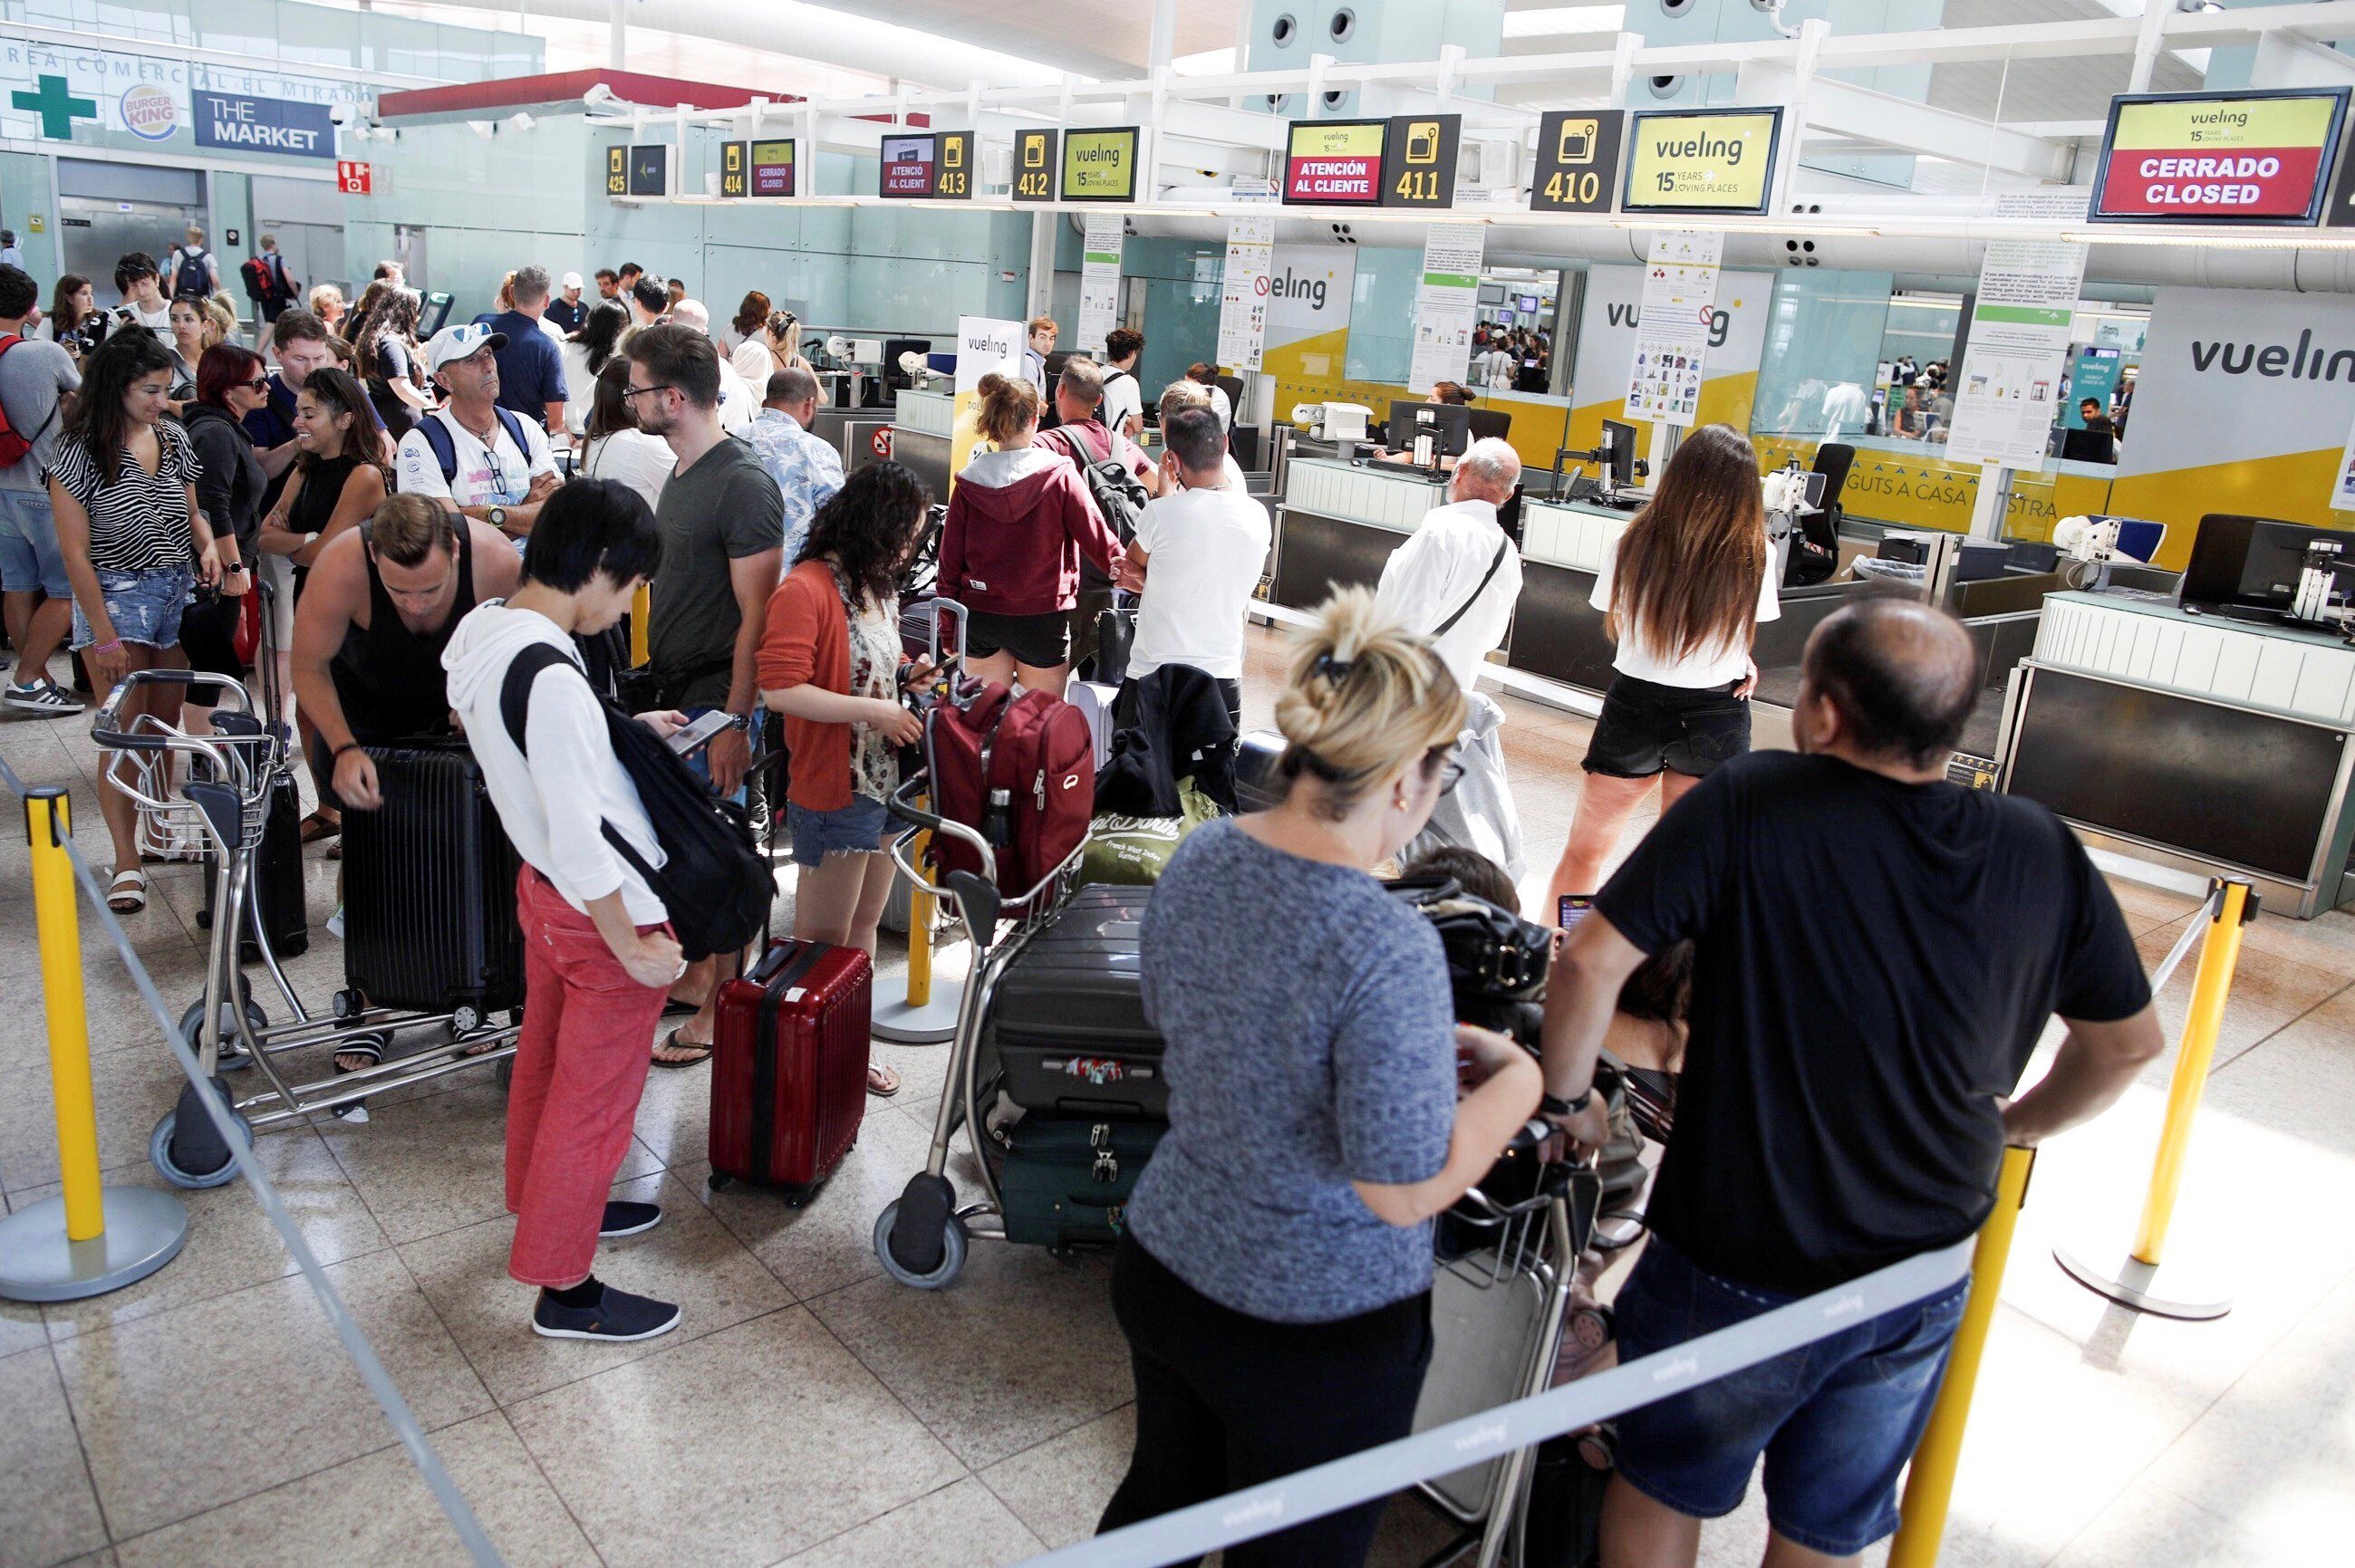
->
[1543, 423, 1780, 916]
[1095, 588, 1542, 1568]
[1368, 381, 1474, 466]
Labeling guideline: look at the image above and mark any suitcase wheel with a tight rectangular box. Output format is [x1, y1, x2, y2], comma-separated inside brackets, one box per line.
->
[177, 996, 266, 1071]
[150, 1081, 248, 1189]
[707, 1171, 733, 1192]
[873, 1199, 968, 1290]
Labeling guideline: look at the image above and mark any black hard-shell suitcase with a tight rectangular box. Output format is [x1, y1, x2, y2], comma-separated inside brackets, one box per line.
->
[989, 884, 1167, 1120]
[198, 768, 307, 960]
[342, 742, 525, 1020]
[1234, 728, 1286, 813]
[999, 1115, 1163, 1249]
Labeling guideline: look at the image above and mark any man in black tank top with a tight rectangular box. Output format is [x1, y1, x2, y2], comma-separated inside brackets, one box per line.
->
[291, 494, 522, 815]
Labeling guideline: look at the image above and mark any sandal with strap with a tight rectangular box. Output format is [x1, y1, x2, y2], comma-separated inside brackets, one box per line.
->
[299, 812, 342, 844]
[107, 868, 148, 913]
[867, 1062, 901, 1097]
[651, 1028, 714, 1070]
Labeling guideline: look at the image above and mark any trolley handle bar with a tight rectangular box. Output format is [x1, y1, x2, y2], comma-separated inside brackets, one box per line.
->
[91, 669, 254, 751]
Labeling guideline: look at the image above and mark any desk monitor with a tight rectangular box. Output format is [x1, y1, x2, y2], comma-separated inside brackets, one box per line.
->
[1597, 418, 1638, 490]
[1466, 408, 1512, 445]
[2060, 428, 2117, 465]
[420, 291, 454, 335]
[2180, 514, 2343, 614]
[882, 337, 932, 390]
[1385, 400, 1472, 458]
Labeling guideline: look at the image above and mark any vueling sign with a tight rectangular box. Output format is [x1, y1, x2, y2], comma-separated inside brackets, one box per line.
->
[2188, 328, 2355, 380]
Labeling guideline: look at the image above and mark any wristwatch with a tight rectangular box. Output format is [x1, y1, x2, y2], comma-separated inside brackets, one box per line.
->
[1539, 1088, 1595, 1118]
[487, 505, 509, 532]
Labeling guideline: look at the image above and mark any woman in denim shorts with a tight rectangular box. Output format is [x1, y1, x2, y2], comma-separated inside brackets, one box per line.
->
[753, 461, 940, 1097]
[49, 331, 246, 910]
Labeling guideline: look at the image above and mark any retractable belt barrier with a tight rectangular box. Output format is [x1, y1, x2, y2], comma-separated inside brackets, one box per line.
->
[0, 756, 507, 1568]
[1017, 1239, 1974, 1568]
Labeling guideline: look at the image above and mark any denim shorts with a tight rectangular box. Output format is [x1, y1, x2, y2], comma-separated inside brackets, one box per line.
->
[0, 486, 71, 598]
[1612, 1236, 1970, 1558]
[787, 794, 891, 867]
[71, 566, 197, 652]
[1583, 673, 1752, 780]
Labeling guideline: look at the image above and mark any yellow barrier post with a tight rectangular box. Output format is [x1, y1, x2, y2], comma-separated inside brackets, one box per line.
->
[1888, 1145, 2035, 1568]
[2054, 877, 2251, 1321]
[0, 788, 188, 1303]
[630, 582, 651, 669]
[870, 810, 961, 1044]
[905, 829, 935, 1009]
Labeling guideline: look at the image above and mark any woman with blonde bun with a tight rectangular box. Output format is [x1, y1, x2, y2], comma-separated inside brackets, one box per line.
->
[937, 370, 1121, 694]
[1096, 587, 1544, 1568]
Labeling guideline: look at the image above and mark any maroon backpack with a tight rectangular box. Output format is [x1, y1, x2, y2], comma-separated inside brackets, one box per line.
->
[924, 681, 1094, 899]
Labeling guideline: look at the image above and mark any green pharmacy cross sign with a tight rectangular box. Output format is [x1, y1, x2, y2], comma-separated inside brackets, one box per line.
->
[14, 75, 98, 140]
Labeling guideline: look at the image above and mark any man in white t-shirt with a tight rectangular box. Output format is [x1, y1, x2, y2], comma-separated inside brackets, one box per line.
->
[113, 253, 172, 335]
[1120, 406, 1270, 730]
[397, 322, 559, 544]
[1101, 327, 1145, 441]
[1375, 438, 1525, 691]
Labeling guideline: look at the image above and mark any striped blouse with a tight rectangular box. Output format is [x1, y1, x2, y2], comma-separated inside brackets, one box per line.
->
[49, 420, 198, 573]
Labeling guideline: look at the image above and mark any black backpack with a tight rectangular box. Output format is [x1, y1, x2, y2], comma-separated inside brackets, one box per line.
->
[174, 248, 209, 299]
[1060, 426, 1147, 591]
[497, 642, 770, 962]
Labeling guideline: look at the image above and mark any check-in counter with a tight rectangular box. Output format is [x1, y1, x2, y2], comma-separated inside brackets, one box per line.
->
[888, 389, 956, 497]
[2000, 592, 2355, 918]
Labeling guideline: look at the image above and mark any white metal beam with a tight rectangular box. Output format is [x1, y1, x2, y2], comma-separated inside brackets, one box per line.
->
[1748, 66, 2075, 184]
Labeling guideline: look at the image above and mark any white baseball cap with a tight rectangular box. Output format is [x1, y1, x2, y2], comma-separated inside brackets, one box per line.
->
[424, 322, 507, 374]
[561, 271, 583, 291]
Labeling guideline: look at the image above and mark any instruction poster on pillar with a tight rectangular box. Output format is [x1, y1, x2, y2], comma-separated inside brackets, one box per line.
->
[1944, 237, 2089, 470]
[1077, 214, 1124, 357]
[1217, 213, 1278, 372]
[1625, 230, 1723, 426]
[1409, 224, 1485, 394]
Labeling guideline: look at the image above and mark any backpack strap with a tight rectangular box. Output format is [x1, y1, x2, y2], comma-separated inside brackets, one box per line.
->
[493, 403, 531, 457]
[1433, 533, 1511, 639]
[499, 641, 667, 887]
[416, 410, 459, 485]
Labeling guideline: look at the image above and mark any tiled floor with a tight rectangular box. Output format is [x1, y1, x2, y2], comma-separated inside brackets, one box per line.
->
[0, 624, 2350, 1568]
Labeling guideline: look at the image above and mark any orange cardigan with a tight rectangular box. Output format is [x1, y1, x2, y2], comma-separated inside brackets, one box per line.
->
[755, 560, 860, 812]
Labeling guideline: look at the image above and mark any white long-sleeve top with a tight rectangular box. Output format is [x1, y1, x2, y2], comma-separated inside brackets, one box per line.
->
[1374, 497, 1525, 691]
[441, 601, 669, 925]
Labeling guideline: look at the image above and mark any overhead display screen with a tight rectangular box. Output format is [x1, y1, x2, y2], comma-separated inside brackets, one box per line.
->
[1014, 128, 1057, 202]
[2090, 89, 2348, 225]
[1063, 126, 1142, 201]
[719, 140, 748, 198]
[880, 133, 936, 197]
[750, 139, 796, 197]
[1621, 108, 1781, 215]
[1286, 119, 1388, 206]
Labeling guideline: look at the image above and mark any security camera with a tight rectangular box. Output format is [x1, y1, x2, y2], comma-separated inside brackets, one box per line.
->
[327, 102, 356, 127]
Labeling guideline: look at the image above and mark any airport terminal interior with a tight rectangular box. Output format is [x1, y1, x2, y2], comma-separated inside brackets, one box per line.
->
[4, 1, 2355, 1565]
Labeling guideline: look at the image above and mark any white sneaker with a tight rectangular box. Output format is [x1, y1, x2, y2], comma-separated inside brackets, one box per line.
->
[4, 679, 82, 717]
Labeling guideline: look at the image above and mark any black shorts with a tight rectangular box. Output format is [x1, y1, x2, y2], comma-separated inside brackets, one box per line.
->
[1583, 672, 1752, 780]
[966, 609, 1072, 669]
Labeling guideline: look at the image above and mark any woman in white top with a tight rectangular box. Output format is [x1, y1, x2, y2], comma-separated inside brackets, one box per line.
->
[560, 302, 628, 440]
[1544, 423, 1781, 912]
[576, 359, 674, 517]
[727, 292, 778, 388]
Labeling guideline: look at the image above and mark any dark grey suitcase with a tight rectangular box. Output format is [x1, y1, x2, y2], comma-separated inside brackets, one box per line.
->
[989, 884, 1167, 1120]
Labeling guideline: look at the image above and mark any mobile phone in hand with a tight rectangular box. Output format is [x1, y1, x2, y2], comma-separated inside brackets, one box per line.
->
[1558, 895, 1594, 945]
[666, 709, 735, 755]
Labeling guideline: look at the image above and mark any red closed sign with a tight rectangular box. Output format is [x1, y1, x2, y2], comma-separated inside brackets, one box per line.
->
[2091, 91, 2345, 224]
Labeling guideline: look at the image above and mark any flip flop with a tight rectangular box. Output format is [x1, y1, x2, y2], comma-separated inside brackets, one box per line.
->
[299, 812, 341, 844]
[867, 1062, 901, 1098]
[651, 1029, 713, 1070]
[107, 868, 148, 912]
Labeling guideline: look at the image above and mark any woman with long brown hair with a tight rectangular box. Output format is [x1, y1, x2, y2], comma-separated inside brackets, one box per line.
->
[1544, 423, 1780, 911]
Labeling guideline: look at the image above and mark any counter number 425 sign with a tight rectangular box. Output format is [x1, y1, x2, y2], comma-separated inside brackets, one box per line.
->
[336, 159, 372, 196]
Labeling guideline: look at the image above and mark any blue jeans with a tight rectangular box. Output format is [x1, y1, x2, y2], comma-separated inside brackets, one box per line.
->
[0, 486, 71, 597]
[1612, 1236, 1970, 1558]
[71, 566, 196, 652]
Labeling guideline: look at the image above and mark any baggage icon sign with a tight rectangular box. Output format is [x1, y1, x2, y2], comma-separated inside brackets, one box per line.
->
[1559, 118, 1599, 164]
[1404, 120, 1442, 165]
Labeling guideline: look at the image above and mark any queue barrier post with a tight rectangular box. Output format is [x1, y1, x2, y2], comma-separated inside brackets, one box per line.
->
[630, 582, 651, 669]
[2054, 877, 2252, 1321]
[871, 813, 962, 1044]
[0, 789, 189, 1303]
[1887, 1145, 2034, 1568]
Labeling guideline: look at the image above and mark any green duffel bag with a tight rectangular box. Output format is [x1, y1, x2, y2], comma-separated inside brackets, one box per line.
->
[1078, 776, 1221, 886]
[999, 1114, 1165, 1250]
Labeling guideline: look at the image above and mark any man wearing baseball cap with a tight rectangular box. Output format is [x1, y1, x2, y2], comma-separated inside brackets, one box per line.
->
[395, 322, 560, 543]
[548, 272, 589, 336]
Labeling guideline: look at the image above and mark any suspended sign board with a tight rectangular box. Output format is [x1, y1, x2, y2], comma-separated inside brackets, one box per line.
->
[1621, 108, 1781, 216]
[1014, 128, 1057, 202]
[1062, 126, 1142, 202]
[880, 132, 935, 196]
[1530, 110, 1623, 215]
[2090, 88, 2349, 226]
[1282, 115, 1460, 209]
[627, 145, 668, 197]
[751, 139, 796, 197]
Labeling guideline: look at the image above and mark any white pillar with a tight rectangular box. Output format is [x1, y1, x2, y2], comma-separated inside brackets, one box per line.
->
[2128, 0, 2171, 94]
[1028, 211, 1057, 322]
[608, 0, 626, 70]
[1148, 0, 1179, 73]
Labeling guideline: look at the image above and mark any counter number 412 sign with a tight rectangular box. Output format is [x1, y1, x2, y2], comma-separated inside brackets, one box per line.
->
[336, 159, 372, 196]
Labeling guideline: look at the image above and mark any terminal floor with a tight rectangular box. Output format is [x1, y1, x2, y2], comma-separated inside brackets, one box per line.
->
[1, 624, 2352, 1568]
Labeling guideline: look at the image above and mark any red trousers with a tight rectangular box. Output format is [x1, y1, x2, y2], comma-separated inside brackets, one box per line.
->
[506, 868, 670, 1289]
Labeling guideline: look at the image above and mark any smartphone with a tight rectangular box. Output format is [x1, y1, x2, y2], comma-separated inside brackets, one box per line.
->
[666, 709, 735, 756]
[1558, 894, 1594, 935]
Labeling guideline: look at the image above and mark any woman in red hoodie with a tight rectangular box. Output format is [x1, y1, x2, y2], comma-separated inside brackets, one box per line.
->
[939, 371, 1123, 694]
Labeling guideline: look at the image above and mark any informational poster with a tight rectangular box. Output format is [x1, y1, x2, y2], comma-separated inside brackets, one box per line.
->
[1625, 230, 1723, 427]
[1285, 120, 1386, 205]
[1063, 127, 1141, 202]
[1013, 128, 1057, 202]
[1530, 109, 1622, 215]
[2092, 89, 2347, 226]
[1262, 244, 1359, 381]
[2063, 347, 2122, 428]
[1622, 109, 1781, 216]
[953, 316, 1028, 477]
[2330, 411, 2355, 512]
[1944, 236, 2090, 469]
[1217, 207, 1278, 373]
[1077, 213, 1125, 356]
[1409, 223, 1485, 394]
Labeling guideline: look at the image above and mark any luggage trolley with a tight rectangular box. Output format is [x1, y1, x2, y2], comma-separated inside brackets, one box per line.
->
[870, 771, 1087, 1289]
[92, 672, 519, 1189]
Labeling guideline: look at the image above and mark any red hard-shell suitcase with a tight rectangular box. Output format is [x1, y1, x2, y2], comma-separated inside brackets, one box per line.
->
[708, 938, 873, 1203]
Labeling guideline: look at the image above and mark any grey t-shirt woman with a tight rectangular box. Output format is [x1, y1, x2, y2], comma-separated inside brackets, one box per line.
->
[1125, 817, 1459, 1324]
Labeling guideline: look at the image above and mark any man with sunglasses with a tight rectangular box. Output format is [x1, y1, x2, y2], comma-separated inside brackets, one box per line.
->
[396, 322, 560, 544]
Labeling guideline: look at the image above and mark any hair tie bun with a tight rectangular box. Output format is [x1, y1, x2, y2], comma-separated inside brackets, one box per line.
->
[1313, 652, 1355, 683]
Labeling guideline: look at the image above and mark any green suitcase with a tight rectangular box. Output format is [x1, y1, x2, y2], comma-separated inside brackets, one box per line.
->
[999, 1116, 1164, 1250]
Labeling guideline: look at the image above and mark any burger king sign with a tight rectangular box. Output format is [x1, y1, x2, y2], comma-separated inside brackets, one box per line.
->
[121, 84, 177, 141]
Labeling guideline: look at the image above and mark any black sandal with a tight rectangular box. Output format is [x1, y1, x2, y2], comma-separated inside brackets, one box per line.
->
[652, 1029, 713, 1070]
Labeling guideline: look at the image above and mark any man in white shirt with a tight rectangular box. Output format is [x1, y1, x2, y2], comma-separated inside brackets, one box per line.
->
[1101, 327, 1145, 441]
[167, 226, 220, 301]
[1121, 405, 1271, 730]
[1024, 315, 1057, 400]
[397, 322, 560, 544]
[113, 253, 171, 335]
[667, 299, 756, 436]
[1375, 438, 1525, 690]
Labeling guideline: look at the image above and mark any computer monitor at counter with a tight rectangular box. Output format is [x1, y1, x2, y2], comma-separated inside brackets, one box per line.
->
[1597, 418, 1638, 492]
[1385, 400, 1472, 460]
[2180, 515, 2351, 620]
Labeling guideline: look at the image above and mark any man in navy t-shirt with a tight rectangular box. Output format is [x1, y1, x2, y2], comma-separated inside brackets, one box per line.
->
[481, 264, 568, 437]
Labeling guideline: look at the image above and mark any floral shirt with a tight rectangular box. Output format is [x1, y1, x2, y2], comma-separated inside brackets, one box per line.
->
[749, 409, 845, 570]
[836, 566, 901, 804]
